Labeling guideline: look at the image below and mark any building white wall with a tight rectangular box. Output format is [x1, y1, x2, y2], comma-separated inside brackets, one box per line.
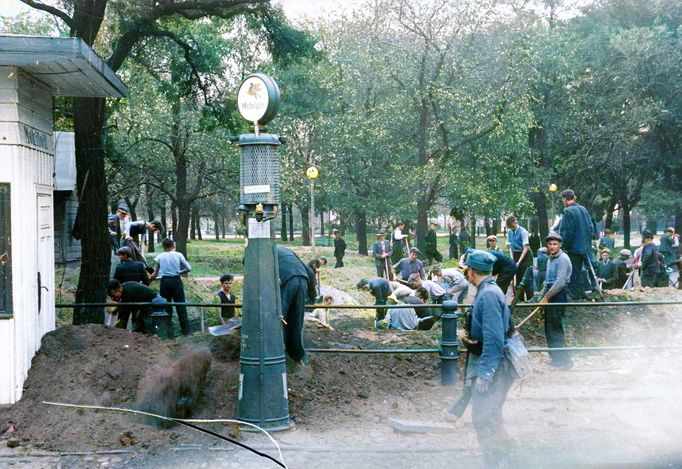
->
[0, 66, 55, 404]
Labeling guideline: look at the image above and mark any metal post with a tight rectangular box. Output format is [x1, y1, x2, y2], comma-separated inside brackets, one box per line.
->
[440, 300, 459, 385]
[200, 307, 205, 333]
[236, 132, 291, 431]
[310, 179, 316, 256]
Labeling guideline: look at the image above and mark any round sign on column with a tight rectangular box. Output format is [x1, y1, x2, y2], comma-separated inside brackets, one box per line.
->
[237, 74, 281, 125]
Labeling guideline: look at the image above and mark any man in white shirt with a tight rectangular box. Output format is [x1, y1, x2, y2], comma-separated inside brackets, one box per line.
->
[151, 238, 192, 337]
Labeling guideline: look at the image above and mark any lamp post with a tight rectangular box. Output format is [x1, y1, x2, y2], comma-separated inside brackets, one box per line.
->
[306, 166, 319, 255]
[549, 183, 558, 229]
[235, 73, 291, 431]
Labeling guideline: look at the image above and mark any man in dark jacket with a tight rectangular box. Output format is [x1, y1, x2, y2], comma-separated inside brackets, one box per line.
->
[276, 246, 317, 363]
[332, 228, 346, 268]
[596, 249, 619, 290]
[470, 248, 517, 296]
[372, 231, 393, 279]
[113, 246, 150, 286]
[423, 222, 443, 264]
[107, 279, 158, 333]
[557, 189, 596, 300]
[613, 249, 632, 288]
[640, 230, 660, 288]
[357, 277, 391, 327]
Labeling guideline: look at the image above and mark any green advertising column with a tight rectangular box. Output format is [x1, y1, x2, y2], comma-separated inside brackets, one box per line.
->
[235, 74, 291, 431]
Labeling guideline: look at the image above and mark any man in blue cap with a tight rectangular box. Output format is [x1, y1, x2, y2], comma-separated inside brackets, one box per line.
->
[459, 249, 515, 467]
[539, 232, 573, 367]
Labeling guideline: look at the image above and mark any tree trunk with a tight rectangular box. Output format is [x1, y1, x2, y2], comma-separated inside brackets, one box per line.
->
[492, 218, 499, 236]
[288, 204, 294, 241]
[319, 211, 325, 237]
[300, 204, 310, 246]
[145, 186, 156, 253]
[646, 216, 658, 235]
[214, 214, 220, 241]
[160, 201, 167, 238]
[416, 198, 429, 253]
[484, 218, 492, 236]
[281, 202, 288, 241]
[470, 217, 477, 249]
[171, 200, 178, 239]
[176, 200, 191, 257]
[622, 200, 631, 249]
[190, 207, 197, 240]
[356, 210, 368, 255]
[604, 198, 617, 230]
[72, 97, 108, 324]
[530, 191, 549, 241]
[197, 213, 203, 240]
[675, 206, 682, 236]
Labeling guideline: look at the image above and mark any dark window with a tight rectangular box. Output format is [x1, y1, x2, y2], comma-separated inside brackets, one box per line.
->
[0, 183, 11, 317]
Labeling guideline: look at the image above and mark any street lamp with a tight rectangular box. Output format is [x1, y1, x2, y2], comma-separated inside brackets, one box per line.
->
[306, 166, 319, 255]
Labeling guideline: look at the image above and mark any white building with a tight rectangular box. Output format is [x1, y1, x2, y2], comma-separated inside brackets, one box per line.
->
[0, 36, 127, 404]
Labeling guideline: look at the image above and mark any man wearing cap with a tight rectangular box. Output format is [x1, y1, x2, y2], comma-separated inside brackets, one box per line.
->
[640, 230, 660, 288]
[393, 247, 425, 281]
[506, 216, 534, 299]
[486, 235, 502, 253]
[459, 249, 514, 466]
[539, 232, 573, 368]
[430, 264, 469, 303]
[596, 249, 619, 290]
[108, 214, 120, 253]
[113, 246, 150, 286]
[423, 222, 442, 265]
[332, 228, 346, 268]
[121, 217, 164, 264]
[557, 189, 597, 300]
[613, 249, 632, 288]
[372, 231, 393, 279]
[472, 247, 517, 296]
[391, 221, 409, 263]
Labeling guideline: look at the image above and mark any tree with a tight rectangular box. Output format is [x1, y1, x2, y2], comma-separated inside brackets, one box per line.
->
[19, 0, 280, 323]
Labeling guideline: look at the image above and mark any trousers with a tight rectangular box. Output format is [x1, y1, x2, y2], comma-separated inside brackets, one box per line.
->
[160, 276, 191, 336]
[281, 276, 307, 362]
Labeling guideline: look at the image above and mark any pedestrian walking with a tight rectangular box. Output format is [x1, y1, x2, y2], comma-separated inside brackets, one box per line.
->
[332, 228, 346, 268]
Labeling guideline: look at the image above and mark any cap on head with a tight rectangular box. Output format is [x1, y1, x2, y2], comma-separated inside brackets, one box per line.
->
[376, 231, 386, 237]
[430, 222, 439, 228]
[620, 249, 632, 257]
[464, 249, 496, 272]
[356, 279, 369, 290]
[117, 206, 128, 214]
[642, 229, 653, 239]
[332, 228, 339, 233]
[409, 247, 420, 255]
[486, 235, 497, 241]
[665, 227, 674, 234]
[430, 264, 443, 274]
[545, 232, 563, 242]
[560, 189, 575, 200]
[116, 246, 132, 257]
[599, 248, 611, 256]
[107, 214, 117, 223]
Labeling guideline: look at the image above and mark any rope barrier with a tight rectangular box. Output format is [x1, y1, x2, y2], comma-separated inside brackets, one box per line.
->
[54, 299, 682, 309]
